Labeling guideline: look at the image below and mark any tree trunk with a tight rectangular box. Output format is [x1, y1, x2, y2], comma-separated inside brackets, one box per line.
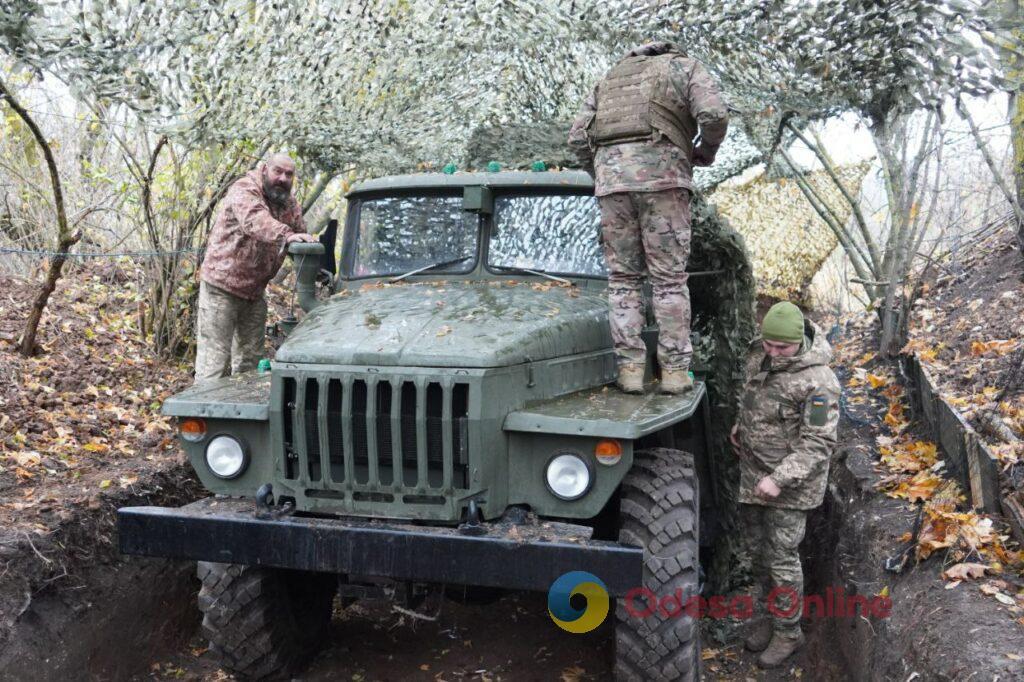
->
[0, 76, 79, 356]
[870, 112, 939, 357]
[1008, 0, 1024, 247]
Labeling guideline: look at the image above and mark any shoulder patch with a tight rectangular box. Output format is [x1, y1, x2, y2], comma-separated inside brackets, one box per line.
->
[808, 394, 829, 427]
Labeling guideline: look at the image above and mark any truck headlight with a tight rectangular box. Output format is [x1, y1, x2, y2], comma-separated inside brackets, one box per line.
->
[205, 435, 248, 479]
[545, 453, 592, 500]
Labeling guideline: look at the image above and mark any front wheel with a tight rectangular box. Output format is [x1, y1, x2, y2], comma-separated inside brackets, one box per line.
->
[197, 561, 337, 680]
[615, 448, 700, 681]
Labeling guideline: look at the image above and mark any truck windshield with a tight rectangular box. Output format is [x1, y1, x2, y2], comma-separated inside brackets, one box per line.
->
[488, 194, 606, 277]
[352, 195, 478, 277]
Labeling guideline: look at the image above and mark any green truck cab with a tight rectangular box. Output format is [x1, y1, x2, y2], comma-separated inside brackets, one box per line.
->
[119, 171, 732, 681]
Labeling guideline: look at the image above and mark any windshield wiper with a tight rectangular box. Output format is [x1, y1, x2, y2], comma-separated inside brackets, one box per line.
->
[491, 266, 572, 285]
[389, 256, 473, 283]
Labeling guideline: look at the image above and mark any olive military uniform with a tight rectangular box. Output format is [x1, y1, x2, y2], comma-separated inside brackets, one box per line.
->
[735, 320, 841, 637]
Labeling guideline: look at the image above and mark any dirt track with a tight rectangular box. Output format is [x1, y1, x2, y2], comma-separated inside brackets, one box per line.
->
[133, 588, 829, 682]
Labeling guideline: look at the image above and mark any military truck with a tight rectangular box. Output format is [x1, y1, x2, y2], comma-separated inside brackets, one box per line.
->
[119, 170, 745, 681]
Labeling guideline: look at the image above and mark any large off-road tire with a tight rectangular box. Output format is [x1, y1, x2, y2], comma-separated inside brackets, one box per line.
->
[615, 448, 701, 681]
[197, 561, 337, 681]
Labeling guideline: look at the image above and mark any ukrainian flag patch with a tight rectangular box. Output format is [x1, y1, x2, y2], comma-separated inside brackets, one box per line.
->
[808, 395, 828, 426]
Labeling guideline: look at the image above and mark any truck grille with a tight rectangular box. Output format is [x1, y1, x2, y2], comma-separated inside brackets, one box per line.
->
[279, 375, 470, 496]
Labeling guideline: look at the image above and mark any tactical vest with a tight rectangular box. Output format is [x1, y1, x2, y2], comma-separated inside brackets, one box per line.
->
[590, 53, 693, 152]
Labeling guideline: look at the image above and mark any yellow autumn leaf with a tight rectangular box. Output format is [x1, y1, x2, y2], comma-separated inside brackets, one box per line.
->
[855, 352, 876, 366]
[884, 402, 909, 432]
[889, 471, 942, 502]
[866, 373, 889, 389]
[99, 479, 112, 489]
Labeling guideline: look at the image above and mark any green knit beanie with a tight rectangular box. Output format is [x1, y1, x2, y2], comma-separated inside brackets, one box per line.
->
[761, 302, 805, 343]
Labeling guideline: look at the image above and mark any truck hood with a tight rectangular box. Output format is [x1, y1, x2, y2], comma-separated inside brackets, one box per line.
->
[275, 281, 612, 368]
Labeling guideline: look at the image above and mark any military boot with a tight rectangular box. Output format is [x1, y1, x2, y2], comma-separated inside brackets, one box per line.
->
[757, 630, 805, 669]
[743, 618, 773, 653]
[660, 368, 693, 394]
[617, 364, 645, 394]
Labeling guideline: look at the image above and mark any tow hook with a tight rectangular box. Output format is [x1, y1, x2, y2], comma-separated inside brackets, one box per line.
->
[254, 483, 295, 520]
[458, 499, 486, 536]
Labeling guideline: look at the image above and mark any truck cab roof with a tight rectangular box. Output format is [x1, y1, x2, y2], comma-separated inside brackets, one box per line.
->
[347, 170, 595, 196]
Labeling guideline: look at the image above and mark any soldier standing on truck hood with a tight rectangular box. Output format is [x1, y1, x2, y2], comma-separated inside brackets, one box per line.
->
[730, 302, 841, 668]
[568, 41, 729, 394]
[194, 153, 317, 383]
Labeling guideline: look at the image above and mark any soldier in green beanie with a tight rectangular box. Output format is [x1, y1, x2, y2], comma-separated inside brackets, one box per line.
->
[730, 301, 841, 668]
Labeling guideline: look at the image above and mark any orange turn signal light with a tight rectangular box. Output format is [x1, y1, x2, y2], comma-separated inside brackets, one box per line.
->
[180, 417, 207, 443]
[595, 439, 622, 465]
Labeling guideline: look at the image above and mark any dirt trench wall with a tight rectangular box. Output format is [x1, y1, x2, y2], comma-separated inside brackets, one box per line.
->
[0, 463, 203, 681]
[802, 447, 1024, 681]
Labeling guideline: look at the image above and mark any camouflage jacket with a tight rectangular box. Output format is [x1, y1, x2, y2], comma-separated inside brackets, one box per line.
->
[736, 321, 841, 510]
[200, 167, 306, 301]
[567, 42, 729, 197]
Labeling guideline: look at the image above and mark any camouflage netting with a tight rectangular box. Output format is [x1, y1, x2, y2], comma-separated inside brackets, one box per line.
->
[709, 162, 871, 299]
[463, 121, 580, 171]
[687, 194, 758, 590]
[463, 120, 762, 192]
[4, 1, 1011, 175]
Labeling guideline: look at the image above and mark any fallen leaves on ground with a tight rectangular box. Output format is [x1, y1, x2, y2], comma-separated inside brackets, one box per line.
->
[882, 470, 943, 503]
[846, 311, 1024, 584]
[878, 437, 938, 473]
[0, 267, 194, 531]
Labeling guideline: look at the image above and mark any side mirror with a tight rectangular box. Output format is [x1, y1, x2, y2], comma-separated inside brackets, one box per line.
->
[288, 242, 325, 313]
[318, 219, 338, 277]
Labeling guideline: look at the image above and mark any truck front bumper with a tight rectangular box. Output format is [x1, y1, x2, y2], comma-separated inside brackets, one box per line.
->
[118, 498, 644, 596]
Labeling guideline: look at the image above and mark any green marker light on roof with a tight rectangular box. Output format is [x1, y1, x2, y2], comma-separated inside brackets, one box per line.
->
[531, 161, 546, 172]
[442, 163, 457, 175]
[486, 161, 501, 173]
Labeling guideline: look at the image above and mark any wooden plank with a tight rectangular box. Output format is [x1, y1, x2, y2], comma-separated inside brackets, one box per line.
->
[903, 352, 1001, 513]
[966, 432, 1001, 513]
[917, 360, 939, 434]
[936, 399, 971, 491]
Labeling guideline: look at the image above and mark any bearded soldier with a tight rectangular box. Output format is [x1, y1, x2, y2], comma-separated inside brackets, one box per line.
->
[730, 302, 841, 667]
[568, 42, 729, 394]
[195, 153, 316, 383]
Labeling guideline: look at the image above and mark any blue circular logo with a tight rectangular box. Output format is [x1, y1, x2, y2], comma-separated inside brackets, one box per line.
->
[547, 571, 610, 633]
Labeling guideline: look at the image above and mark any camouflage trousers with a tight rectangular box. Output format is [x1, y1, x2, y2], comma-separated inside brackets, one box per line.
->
[738, 503, 807, 637]
[598, 189, 692, 370]
[194, 281, 267, 383]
